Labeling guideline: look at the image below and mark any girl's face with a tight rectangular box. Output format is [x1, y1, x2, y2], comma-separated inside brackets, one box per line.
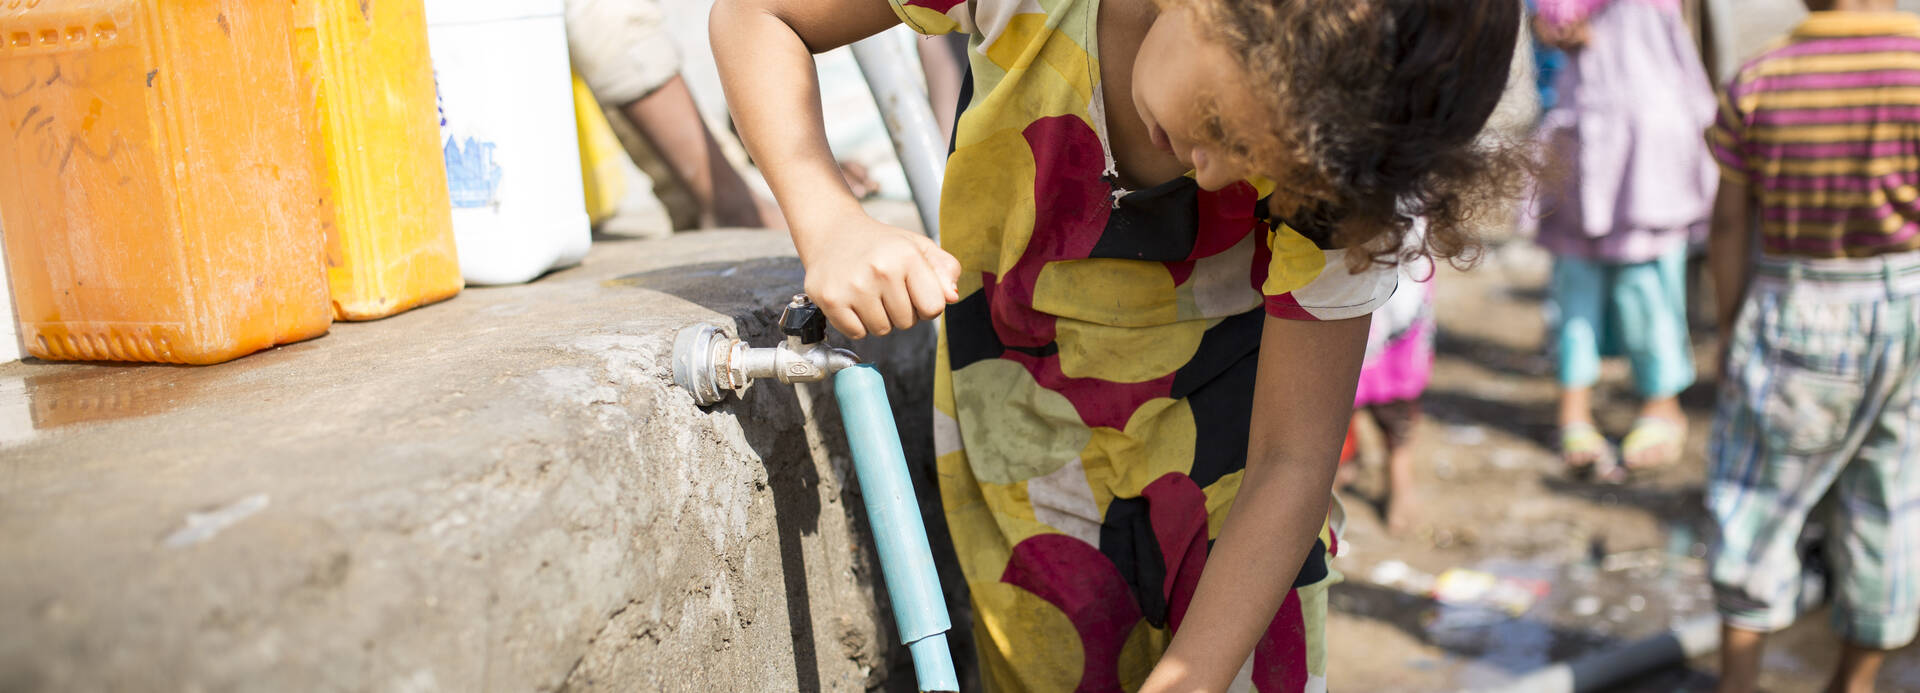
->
[1130, 5, 1278, 191]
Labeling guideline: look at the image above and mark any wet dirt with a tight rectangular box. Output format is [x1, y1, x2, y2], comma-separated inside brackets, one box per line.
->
[1323, 243, 1920, 693]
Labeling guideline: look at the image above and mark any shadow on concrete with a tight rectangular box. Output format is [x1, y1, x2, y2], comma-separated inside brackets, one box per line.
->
[1540, 477, 1707, 533]
[1421, 386, 1559, 454]
[1434, 330, 1555, 381]
[606, 258, 807, 320]
[731, 384, 828, 693]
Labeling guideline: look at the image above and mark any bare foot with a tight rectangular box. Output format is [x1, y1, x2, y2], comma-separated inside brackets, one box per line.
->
[1385, 490, 1420, 536]
[1385, 447, 1419, 536]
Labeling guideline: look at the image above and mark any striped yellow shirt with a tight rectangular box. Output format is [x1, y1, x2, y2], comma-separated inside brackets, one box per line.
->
[1706, 11, 1920, 258]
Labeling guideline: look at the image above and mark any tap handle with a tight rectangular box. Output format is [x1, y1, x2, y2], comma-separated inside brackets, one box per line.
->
[781, 294, 828, 344]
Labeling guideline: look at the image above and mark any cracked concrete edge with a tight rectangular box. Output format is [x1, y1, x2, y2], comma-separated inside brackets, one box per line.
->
[0, 229, 951, 692]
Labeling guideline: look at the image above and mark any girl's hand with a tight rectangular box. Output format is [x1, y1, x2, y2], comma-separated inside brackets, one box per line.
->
[796, 215, 961, 339]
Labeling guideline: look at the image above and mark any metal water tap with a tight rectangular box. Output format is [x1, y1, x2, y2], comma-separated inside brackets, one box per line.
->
[669, 297, 959, 692]
[671, 294, 861, 406]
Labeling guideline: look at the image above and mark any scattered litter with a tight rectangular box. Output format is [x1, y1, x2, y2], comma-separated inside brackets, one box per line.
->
[1444, 425, 1488, 446]
[1431, 568, 1549, 616]
[1627, 594, 1647, 612]
[1367, 559, 1437, 594]
[1566, 561, 1600, 584]
[161, 493, 269, 548]
[1571, 595, 1603, 616]
[1490, 449, 1530, 470]
[1427, 606, 1510, 631]
[1601, 549, 1664, 573]
[1370, 560, 1412, 586]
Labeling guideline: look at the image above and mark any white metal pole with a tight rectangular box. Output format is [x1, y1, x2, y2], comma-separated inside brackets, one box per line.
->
[850, 33, 948, 241]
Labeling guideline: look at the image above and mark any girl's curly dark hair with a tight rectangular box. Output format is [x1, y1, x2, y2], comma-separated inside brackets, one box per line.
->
[1193, 0, 1531, 271]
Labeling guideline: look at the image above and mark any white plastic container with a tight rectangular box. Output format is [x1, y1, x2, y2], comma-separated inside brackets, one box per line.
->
[425, 0, 591, 285]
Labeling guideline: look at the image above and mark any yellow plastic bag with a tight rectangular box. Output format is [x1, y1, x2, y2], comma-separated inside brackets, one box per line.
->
[573, 72, 629, 226]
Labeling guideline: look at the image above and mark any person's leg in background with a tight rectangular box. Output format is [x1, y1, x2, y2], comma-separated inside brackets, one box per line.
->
[1821, 288, 1920, 693]
[1706, 270, 1905, 693]
[619, 76, 782, 229]
[1551, 255, 1615, 471]
[1372, 399, 1423, 536]
[564, 0, 782, 230]
[1704, 285, 1826, 693]
[1614, 244, 1696, 468]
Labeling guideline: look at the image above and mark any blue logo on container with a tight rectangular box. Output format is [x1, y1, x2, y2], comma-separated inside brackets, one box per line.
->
[444, 136, 502, 208]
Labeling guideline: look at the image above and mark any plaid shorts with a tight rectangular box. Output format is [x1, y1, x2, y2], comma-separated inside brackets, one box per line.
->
[1707, 251, 1920, 650]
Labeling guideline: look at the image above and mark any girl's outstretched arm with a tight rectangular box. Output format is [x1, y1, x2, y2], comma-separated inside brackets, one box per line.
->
[1142, 314, 1372, 693]
[710, 0, 960, 338]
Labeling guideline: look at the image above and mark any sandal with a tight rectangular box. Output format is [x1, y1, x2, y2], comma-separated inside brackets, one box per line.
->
[1561, 422, 1618, 475]
[1622, 416, 1686, 470]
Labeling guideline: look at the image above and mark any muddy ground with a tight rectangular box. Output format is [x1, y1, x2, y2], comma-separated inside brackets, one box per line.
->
[1321, 241, 1920, 693]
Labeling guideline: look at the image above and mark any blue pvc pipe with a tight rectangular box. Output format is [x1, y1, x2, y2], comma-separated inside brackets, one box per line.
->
[834, 364, 958, 692]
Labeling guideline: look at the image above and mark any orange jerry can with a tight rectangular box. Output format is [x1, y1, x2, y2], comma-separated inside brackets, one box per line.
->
[0, 0, 332, 364]
[294, 0, 461, 321]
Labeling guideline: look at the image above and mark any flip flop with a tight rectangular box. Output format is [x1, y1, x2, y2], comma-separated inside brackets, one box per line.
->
[1561, 422, 1618, 475]
[1623, 416, 1686, 470]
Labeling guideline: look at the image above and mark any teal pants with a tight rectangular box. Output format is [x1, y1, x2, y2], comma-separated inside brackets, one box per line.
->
[1549, 247, 1696, 398]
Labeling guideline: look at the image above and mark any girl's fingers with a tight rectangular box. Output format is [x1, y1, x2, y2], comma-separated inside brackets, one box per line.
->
[822, 301, 867, 340]
[879, 274, 916, 333]
[905, 256, 951, 321]
[916, 239, 964, 302]
[848, 291, 894, 338]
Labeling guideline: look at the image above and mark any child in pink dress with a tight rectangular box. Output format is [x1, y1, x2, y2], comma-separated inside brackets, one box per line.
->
[1350, 256, 1435, 535]
[1531, 0, 1718, 478]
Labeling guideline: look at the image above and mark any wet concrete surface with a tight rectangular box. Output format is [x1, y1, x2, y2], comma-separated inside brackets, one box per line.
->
[1323, 242, 1920, 693]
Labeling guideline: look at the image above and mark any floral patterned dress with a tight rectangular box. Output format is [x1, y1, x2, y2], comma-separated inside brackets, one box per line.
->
[888, 0, 1398, 689]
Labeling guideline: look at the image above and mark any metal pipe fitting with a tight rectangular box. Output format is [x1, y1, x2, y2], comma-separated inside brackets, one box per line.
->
[671, 295, 860, 406]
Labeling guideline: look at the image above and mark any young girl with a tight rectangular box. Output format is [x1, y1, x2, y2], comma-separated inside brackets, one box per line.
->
[1351, 250, 1437, 536]
[712, 0, 1522, 689]
[1530, 0, 1717, 478]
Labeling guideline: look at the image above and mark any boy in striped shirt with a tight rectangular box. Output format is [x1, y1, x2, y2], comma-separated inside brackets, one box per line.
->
[1705, 1, 1920, 691]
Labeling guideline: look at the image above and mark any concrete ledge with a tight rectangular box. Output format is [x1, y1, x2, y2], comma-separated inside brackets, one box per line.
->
[0, 230, 946, 692]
